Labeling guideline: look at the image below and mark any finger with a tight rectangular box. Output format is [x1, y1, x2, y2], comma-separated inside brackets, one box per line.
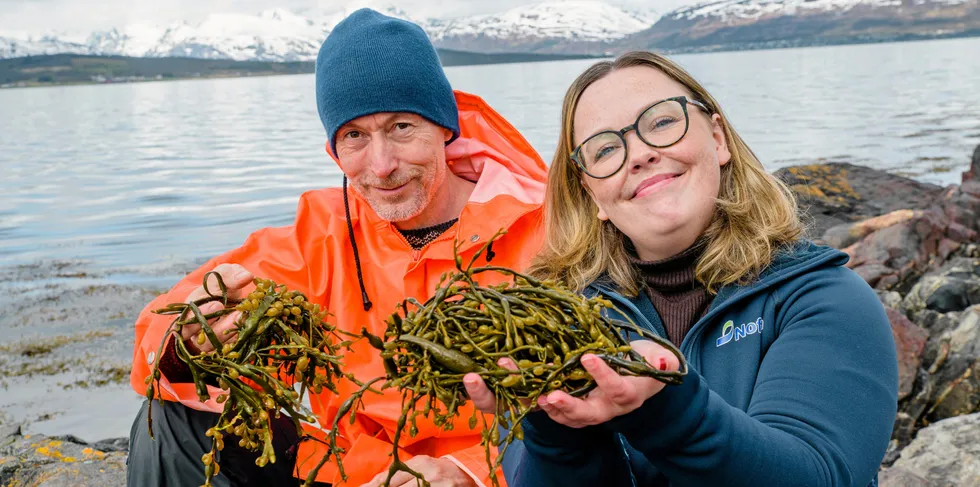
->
[385, 466, 430, 487]
[210, 263, 254, 289]
[179, 301, 223, 342]
[463, 374, 497, 414]
[211, 310, 242, 338]
[361, 468, 387, 487]
[493, 357, 535, 408]
[199, 322, 240, 353]
[581, 354, 635, 405]
[630, 340, 681, 374]
[545, 388, 618, 427]
[361, 472, 386, 487]
[497, 357, 518, 371]
[397, 456, 442, 484]
[188, 310, 242, 353]
[186, 264, 254, 302]
[537, 394, 581, 428]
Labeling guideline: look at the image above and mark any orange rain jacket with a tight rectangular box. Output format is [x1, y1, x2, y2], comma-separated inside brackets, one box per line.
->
[129, 91, 547, 486]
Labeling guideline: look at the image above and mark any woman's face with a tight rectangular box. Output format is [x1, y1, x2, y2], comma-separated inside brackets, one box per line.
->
[574, 66, 731, 261]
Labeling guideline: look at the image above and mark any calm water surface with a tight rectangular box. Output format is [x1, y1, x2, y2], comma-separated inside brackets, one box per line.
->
[2, 37, 979, 273]
[1, 36, 979, 442]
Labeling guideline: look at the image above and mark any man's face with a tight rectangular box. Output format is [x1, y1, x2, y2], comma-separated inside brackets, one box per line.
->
[334, 113, 453, 224]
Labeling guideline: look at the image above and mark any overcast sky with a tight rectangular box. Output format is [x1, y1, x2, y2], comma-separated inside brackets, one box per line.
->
[0, 0, 702, 33]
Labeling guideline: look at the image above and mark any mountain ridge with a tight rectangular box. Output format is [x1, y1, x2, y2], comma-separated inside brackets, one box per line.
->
[1, 0, 978, 61]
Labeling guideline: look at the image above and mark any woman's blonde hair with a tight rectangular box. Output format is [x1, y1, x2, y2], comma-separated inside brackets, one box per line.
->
[528, 51, 803, 296]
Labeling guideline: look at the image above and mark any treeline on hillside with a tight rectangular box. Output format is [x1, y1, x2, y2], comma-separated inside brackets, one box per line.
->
[0, 49, 602, 87]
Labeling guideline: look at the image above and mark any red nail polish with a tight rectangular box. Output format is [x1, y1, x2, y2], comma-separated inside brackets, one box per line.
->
[658, 357, 667, 371]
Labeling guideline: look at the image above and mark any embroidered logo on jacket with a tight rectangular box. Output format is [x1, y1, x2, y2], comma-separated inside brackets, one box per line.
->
[716, 317, 764, 347]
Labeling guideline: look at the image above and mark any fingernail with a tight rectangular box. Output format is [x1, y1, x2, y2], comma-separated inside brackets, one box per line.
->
[581, 355, 596, 367]
[658, 357, 667, 371]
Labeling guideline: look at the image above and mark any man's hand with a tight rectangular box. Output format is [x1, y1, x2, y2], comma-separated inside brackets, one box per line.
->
[180, 263, 254, 354]
[361, 455, 476, 487]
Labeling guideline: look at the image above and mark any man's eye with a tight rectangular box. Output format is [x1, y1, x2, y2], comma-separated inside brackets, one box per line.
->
[344, 130, 361, 139]
[394, 123, 412, 131]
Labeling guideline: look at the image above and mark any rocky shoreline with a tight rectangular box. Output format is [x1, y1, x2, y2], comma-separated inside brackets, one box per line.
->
[2, 146, 979, 486]
[1, 425, 129, 486]
[775, 145, 980, 487]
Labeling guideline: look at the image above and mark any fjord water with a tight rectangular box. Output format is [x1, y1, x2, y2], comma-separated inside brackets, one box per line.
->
[2, 37, 979, 273]
[0, 38, 978, 442]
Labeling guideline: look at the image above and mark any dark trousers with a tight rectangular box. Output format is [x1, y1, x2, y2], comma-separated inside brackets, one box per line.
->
[126, 399, 329, 487]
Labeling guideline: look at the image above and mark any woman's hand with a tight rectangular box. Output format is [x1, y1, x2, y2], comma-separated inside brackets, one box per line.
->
[462, 358, 523, 414]
[536, 340, 682, 428]
[463, 340, 680, 428]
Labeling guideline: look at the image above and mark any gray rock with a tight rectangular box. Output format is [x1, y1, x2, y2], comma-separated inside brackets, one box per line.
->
[912, 309, 961, 338]
[878, 466, 945, 487]
[967, 244, 980, 258]
[879, 290, 904, 310]
[888, 412, 980, 487]
[947, 307, 980, 359]
[919, 307, 980, 422]
[0, 427, 127, 487]
[923, 354, 980, 422]
[903, 258, 980, 315]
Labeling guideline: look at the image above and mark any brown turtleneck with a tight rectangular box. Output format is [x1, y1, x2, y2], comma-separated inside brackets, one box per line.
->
[629, 243, 712, 346]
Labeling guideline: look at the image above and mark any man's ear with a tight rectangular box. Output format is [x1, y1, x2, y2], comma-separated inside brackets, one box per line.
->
[325, 140, 341, 166]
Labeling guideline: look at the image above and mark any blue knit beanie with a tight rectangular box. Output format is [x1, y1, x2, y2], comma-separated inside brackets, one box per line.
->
[315, 8, 460, 156]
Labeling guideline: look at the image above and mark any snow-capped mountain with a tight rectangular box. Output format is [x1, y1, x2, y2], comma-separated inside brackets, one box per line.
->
[0, 31, 91, 58]
[141, 9, 324, 61]
[624, 0, 980, 51]
[0, 5, 419, 62]
[428, 1, 654, 53]
[667, 0, 972, 22]
[0, 1, 654, 60]
[1, 0, 978, 61]
[0, 10, 321, 61]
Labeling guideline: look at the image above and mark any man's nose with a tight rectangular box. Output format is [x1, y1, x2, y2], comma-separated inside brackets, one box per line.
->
[365, 136, 397, 179]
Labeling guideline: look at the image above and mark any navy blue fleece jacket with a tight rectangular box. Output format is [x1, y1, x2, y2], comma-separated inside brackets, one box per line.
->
[508, 241, 898, 487]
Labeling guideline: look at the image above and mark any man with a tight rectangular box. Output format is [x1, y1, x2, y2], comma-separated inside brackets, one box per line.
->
[126, 8, 546, 487]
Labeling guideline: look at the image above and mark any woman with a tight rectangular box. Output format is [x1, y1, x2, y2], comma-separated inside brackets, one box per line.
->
[463, 51, 898, 487]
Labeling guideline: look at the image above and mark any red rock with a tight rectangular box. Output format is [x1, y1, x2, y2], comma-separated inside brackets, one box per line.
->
[937, 239, 961, 262]
[947, 222, 977, 244]
[886, 308, 929, 401]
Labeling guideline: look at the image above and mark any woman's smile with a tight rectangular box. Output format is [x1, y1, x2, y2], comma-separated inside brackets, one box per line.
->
[630, 171, 684, 200]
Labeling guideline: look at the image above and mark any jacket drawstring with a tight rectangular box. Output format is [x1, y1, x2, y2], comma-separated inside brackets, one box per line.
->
[486, 241, 496, 262]
[343, 176, 373, 311]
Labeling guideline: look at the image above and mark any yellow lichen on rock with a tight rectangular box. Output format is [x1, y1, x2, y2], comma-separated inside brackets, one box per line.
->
[786, 164, 861, 205]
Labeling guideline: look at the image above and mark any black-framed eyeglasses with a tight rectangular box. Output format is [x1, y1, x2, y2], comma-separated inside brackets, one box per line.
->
[571, 96, 711, 179]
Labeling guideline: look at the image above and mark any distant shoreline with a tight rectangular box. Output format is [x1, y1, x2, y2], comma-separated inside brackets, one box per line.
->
[0, 49, 604, 90]
[0, 70, 313, 89]
[653, 29, 980, 56]
[2, 32, 977, 90]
